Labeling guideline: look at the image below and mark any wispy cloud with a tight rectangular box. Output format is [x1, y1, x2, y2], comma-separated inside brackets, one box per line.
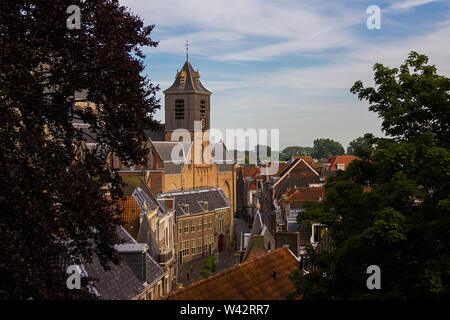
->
[121, 0, 450, 149]
[389, 0, 439, 11]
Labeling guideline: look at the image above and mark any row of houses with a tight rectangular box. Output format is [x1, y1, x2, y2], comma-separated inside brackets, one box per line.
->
[235, 155, 358, 264]
[156, 154, 359, 300]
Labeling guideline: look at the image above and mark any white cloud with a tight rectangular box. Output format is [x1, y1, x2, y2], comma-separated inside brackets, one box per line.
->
[121, 0, 449, 148]
[122, 0, 364, 60]
[389, 0, 439, 11]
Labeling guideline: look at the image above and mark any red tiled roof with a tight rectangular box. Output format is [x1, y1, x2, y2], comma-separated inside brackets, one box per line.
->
[328, 155, 358, 171]
[247, 246, 268, 261]
[281, 187, 324, 204]
[292, 156, 319, 169]
[159, 247, 299, 300]
[240, 166, 261, 179]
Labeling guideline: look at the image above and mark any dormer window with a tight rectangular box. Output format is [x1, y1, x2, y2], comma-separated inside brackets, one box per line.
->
[194, 70, 200, 85]
[183, 204, 189, 214]
[179, 70, 186, 85]
[175, 99, 184, 120]
[337, 163, 345, 170]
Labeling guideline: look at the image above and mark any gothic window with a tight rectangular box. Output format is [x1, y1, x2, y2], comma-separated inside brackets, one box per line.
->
[175, 99, 184, 119]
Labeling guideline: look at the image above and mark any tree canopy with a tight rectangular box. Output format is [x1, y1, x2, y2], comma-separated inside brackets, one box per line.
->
[346, 134, 376, 156]
[280, 146, 314, 160]
[198, 256, 217, 280]
[290, 52, 450, 299]
[311, 138, 345, 160]
[0, 0, 160, 299]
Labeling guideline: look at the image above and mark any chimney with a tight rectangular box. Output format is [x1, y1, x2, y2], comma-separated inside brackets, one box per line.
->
[253, 234, 265, 248]
[115, 243, 148, 283]
[165, 198, 174, 210]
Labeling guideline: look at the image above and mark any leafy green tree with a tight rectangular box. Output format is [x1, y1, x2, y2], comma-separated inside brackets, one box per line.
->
[289, 52, 450, 299]
[198, 256, 217, 280]
[0, 0, 159, 299]
[347, 134, 376, 156]
[311, 138, 345, 160]
[280, 146, 314, 160]
[351, 51, 450, 147]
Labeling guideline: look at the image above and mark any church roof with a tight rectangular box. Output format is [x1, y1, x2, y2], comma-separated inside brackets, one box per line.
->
[163, 59, 211, 95]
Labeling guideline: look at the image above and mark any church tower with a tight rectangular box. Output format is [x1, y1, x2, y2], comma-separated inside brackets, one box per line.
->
[163, 48, 212, 143]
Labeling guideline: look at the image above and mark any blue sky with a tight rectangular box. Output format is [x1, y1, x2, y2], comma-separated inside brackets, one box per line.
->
[120, 0, 450, 150]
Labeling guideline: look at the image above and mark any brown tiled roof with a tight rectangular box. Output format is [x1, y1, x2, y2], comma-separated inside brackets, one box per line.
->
[328, 155, 358, 171]
[240, 165, 261, 179]
[284, 187, 324, 203]
[272, 159, 319, 189]
[292, 156, 319, 169]
[247, 246, 268, 261]
[159, 247, 299, 300]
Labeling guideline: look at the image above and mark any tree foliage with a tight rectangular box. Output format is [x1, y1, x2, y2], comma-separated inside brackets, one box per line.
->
[198, 256, 217, 280]
[346, 133, 376, 156]
[0, 0, 160, 299]
[351, 51, 450, 147]
[280, 146, 314, 161]
[290, 52, 450, 299]
[311, 138, 345, 160]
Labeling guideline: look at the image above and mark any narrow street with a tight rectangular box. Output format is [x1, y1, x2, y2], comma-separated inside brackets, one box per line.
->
[177, 217, 251, 287]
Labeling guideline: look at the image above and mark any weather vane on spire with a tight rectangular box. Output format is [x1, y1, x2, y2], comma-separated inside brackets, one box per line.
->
[186, 40, 189, 60]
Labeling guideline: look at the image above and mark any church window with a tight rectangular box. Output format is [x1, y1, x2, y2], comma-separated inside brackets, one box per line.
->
[175, 99, 184, 119]
[200, 100, 207, 129]
[200, 100, 206, 114]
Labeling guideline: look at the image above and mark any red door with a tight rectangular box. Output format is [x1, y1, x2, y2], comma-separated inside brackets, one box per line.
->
[218, 235, 224, 252]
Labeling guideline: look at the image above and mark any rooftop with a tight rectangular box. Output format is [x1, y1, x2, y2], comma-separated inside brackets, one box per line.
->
[159, 247, 299, 300]
[163, 59, 211, 95]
